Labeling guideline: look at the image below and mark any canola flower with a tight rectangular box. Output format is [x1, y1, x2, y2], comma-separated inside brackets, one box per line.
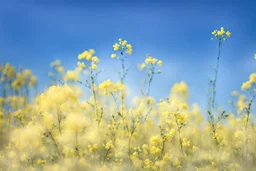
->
[239, 71, 256, 155]
[209, 27, 231, 113]
[139, 54, 163, 96]
[76, 49, 104, 125]
[1, 30, 256, 171]
[208, 27, 231, 149]
[49, 60, 65, 85]
[111, 38, 133, 83]
[110, 38, 133, 124]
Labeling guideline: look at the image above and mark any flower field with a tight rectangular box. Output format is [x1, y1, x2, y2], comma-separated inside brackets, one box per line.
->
[0, 27, 256, 171]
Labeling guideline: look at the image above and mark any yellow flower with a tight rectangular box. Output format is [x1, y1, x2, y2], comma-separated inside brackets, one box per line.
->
[172, 158, 182, 169]
[157, 60, 163, 66]
[122, 40, 127, 46]
[93, 144, 99, 149]
[212, 30, 217, 35]
[133, 152, 138, 157]
[138, 63, 146, 70]
[171, 81, 188, 97]
[126, 44, 132, 49]
[181, 103, 188, 110]
[91, 63, 98, 70]
[89, 49, 95, 55]
[234, 130, 244, 140]
[249, 73, 256, 83]
[77, 61, 86, 69]
[77, 49, 96, 61]
[177, 116, 184, 123]
[56, 66, 64, 73]
[241, 81, 251, 90]
[145, 57, 152, 64]
[217, 31, 222, 36]
[150, 136, 162, 146]
[86, 53, 93, 60]
[50, 60, 61, 67]
[64, 69, 80, 81]
[163, 153, 169, 161]
[226, 31, 231, 37]
[182, 138, 191, 147]
[111, 54, 117, 59]
[23, 69, 32, 78]
[105, 141, 114, 150]
[214, 133, 222, 142]
[78, 51, 88, 60]
[92, 56, 100, 63]
[152, 58, 157, 64]
[37, 159, 46, 165]
[220, 28, 225, 35]
[113, 43, 120, 51]
[127, 48, 133, 54]
[29, 76, 37, 86]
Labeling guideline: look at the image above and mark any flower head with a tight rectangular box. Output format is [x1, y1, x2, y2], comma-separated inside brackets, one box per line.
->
[211, 27, 231, 41]
[111, 54, 117, 59]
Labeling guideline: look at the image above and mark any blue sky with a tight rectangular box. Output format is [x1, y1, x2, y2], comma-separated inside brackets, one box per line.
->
[1, 0, 256, 112]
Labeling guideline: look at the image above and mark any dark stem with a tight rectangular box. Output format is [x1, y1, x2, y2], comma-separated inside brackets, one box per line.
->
[211, 41, 222, 114]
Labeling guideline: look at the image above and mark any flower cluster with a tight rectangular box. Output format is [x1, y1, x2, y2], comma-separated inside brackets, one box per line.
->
[112, 38, 133, 57]
[139, 55, 163, 96]
[139, 55, 163, 71]
[241, 73, 256, 91]
[0, 63, 37, 90]
[98, 80, 125, 95]
[211, 27, 231, 41]
[78, 49, 100, 71]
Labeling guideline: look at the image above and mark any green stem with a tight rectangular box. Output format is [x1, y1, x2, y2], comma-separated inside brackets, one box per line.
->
[49, 131, 61, 157]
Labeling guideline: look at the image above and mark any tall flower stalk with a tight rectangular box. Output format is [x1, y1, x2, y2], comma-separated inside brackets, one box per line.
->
[208, 27, 231, 148]
[77, 49, 103, 125]
[241, 73, 256, 129]
[209, 27, 231, 113]
[111, 39, 133, 119]
[240, 72, 256, 163]
[138, 54, 162, 97]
